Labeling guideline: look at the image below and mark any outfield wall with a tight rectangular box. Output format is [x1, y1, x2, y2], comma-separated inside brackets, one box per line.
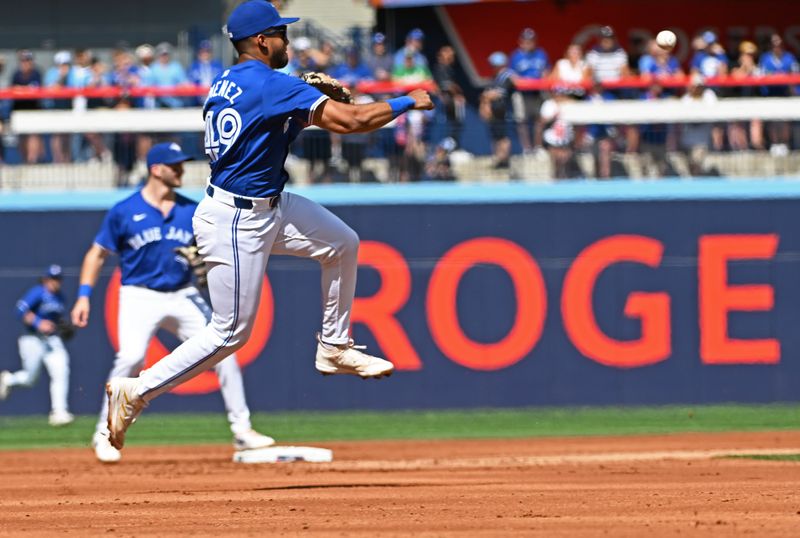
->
[1, 180, 799, 415]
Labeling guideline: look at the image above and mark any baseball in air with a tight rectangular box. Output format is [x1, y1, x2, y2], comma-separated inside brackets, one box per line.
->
[656, 30, 677, 50]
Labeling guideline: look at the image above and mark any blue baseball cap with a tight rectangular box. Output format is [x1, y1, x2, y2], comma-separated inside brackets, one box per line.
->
[146, 142, 192, 168]
[407, 28, 424, 41]
[225, 0, 300, 42]
[44, 264, 63, 280]
[372, 32, 386, 45]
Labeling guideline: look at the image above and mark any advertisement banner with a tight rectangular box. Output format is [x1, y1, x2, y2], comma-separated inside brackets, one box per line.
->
[0, 195, 799, 415]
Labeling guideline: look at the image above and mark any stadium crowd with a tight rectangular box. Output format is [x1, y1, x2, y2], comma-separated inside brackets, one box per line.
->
[0, 24, 798, 181]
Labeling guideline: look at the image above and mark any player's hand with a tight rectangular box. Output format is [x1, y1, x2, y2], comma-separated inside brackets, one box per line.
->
[408, 89, 434, 111]
[71, 297, 91, 328]
[37, 319, 56, 335]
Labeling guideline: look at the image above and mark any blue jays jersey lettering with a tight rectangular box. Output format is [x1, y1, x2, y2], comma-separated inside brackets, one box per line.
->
[16, 285, 66, 332]
[94, 191, 197, 291]
[203, 61, 328, 198]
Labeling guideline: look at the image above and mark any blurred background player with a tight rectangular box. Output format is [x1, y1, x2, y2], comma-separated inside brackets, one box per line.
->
[71, 143, 274, 463]
[0, 265, 74, 427]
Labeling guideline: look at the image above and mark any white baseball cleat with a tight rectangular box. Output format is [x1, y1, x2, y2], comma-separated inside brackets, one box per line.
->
[92, 431, 122, 463]
[106, 377, 147, 450]
[0, 371, 11, 400]
[233, 429, 276, 451]
[315, 333, 395, 379]
[48, 410, 75, 427]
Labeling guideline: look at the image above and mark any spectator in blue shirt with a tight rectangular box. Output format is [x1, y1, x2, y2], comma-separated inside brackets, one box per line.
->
[189, 40, 224, 87]
[288, 37, 317, 77]
[109, 48, 140, 107]
[509, 27, 550, 152]
[758, 33, 797, 153]
[510, 28, 549, 79]
[638, 39, 682, 79]
[393, 28, 428, 70]
[148, 42, 188, 108]
[759, 33, 798, 96]
[690, 31, 728, 79]
[329, 46, 374, 87]
[11, 50, 44, 163]
[189, 40, 224, 105]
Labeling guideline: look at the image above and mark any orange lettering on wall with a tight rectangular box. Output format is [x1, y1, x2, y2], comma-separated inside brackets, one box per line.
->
[699, 234, 780, 364]
[104, 269, 273, 394]
[351, 241, 422, 370]
[426, 237, 546, 371]
[562, 235, 670, 368]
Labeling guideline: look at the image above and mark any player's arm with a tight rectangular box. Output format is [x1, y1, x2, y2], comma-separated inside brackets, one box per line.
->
[71, 243, 110, 327]
[15, 289, 55, 334]
[313, 89, 434, 134]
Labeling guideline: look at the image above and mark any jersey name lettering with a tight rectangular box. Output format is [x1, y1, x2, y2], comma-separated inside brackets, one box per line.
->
[127, 226, 193, 250]
[207, 79, 243, 105]
[127, 227, 162, 250]
[165, 226, 193, 244]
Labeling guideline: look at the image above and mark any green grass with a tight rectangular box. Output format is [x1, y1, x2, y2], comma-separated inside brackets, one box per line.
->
[725, 454, 800, 462]
[2, 404, 800, 450]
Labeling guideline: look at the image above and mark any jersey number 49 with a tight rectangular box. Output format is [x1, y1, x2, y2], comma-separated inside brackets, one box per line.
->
[204, 108, 243, 162]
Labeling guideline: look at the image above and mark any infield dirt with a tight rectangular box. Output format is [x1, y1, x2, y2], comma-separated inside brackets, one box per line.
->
[2, 431, 800, 537]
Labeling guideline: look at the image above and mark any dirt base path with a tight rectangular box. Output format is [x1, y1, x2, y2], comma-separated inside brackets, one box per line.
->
[2, 431, 800, 537]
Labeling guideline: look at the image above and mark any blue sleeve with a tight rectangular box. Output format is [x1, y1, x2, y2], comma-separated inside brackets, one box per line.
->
[787, 53, 799, 73]
[540, 49, 550, 70]
[638, 56, 652, 74]
[94, 206, 121, 252]
[262, 74, 327, 123]
[15, 287, 41, 319]
[691, 53, 703, 70]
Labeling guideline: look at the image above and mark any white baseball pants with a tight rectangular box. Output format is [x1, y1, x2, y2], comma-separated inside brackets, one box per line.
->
[96, 285, 254, 435]
[8, 334, 70, 414]
[137, 190, 358, 401]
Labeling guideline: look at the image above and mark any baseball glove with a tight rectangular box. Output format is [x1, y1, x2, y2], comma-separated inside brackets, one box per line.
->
[301, 72, 353, 104]
[56, 320, 76, 341]
[174, 245, 208, 288]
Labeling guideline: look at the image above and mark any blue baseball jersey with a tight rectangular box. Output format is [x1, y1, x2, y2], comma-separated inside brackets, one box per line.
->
[203, 61, 328, 198]
[94, 191, 197, 291]
[759, 51, 800, 74]
[16, 284, 66, 331]
[510, 48, 549, 79]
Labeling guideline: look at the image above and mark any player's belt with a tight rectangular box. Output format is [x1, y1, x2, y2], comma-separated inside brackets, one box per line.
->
[206, 185, 280, 210]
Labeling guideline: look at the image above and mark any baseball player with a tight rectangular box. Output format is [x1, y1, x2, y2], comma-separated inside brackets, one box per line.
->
[71, 142, 275, 463]
[103, 0, 434, 450]
[0, 265, 74, 426]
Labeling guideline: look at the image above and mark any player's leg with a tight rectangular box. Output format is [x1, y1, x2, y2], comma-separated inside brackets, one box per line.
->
[41, 336, 73, 426]
[270, 192, 393, 378]
[130, 196, 277, 402]
[4, 335, 47, 390]
[172, 288, 274, 450]
[94, 286, 160, 460]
